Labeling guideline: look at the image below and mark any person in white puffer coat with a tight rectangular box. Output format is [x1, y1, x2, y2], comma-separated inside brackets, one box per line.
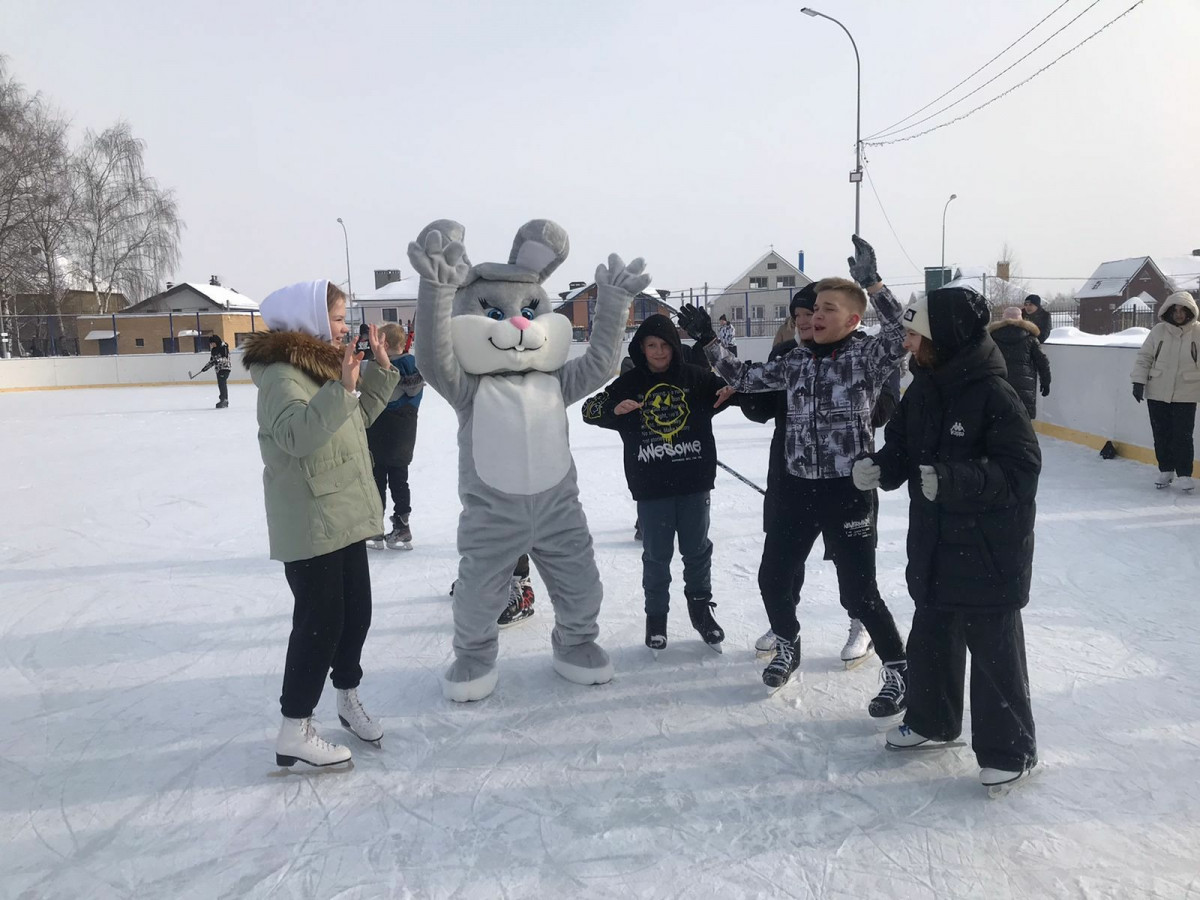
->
[1130, 291, 1200, 492]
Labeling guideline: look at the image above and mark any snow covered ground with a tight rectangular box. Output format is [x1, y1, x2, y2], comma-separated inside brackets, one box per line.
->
[2, 384, 1199, 899]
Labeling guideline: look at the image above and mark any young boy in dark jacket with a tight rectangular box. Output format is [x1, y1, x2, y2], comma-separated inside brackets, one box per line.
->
[582, 314, 738, 651]
[852, 285, 1041, 794]
[989, 306, 1051, 419]
[200, 334, 233, 408]
[680, 237, 909, 716]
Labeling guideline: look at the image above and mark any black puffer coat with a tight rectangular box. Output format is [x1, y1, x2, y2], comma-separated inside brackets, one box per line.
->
[1023, 306, 1053, 344]
[738, 338, 796, 531]
[872, 291, 1042, 611]
[988, 318, 1051, 419]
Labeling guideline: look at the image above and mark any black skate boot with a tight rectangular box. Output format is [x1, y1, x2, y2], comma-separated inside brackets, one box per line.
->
[385, 513, 412, 550]
[869, 660, 908, 718]
[762, 634, 800, 689]
[497, 576, 535, 628]
[645, 614, 668, 651]
[685, 593, 724, 650]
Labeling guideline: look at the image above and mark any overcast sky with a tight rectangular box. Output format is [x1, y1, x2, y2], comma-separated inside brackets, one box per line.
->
[6, 0, 1199, 302]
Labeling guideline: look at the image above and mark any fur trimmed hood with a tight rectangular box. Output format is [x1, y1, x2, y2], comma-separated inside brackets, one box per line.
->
[241, 330, 343, 384]
[988, 318, 1040, 338]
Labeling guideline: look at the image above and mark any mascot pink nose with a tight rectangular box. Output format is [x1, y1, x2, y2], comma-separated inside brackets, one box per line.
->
[509, 316, 531, 331]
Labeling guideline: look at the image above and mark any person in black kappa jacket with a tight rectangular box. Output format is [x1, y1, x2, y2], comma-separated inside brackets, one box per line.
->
[583, 314, 739, 652]
[989, 306, 1051, 419]
[852, 284, 1042, 794]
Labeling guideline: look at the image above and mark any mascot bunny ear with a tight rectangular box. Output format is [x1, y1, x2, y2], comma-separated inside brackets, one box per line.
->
[509, 220, 570, 284]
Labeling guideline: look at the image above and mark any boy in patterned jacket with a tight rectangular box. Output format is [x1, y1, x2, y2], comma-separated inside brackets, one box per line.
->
[678, 236, 908, 716]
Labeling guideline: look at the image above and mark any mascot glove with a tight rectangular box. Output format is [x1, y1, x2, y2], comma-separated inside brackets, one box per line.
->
[851, 457, 881, 491]
[595, 254, 651, 300]
[407, 225, 472, 288]
[847, 235, 880, 289]
[677, 304, 717, 346]
[919, 464, 939, 502]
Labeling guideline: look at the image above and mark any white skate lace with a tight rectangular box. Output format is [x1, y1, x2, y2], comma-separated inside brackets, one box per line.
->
[303, 718, 339, 753]
[877, 664, 906, 703]
[341, 691, 372, 727]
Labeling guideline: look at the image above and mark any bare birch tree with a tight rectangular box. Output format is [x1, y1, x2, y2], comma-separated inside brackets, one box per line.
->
[70, 122, 182, 312]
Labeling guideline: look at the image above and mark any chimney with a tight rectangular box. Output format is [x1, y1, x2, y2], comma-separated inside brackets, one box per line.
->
[797, 251, 805, 273]
[209, 275, 221, 286]
[996, 261, 1011, 280]
[568, 281, 586, 290]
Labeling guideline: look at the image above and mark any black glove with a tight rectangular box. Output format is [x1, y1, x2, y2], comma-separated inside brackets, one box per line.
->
[1132, 383, 1144, 403]
[847, 235, 880, 289]
[1040, 383, 1050, 397]
[677, 304, 717, 346]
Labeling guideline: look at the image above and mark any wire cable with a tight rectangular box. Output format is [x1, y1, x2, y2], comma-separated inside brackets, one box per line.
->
[861, 159, 921, 272]
[867, 0, 1107, 143]
[865, 0, 1145, 147]
[864, 0, 1074, 141]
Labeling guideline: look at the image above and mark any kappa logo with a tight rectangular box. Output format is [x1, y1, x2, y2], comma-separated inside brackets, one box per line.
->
[950, 421, 965, 438]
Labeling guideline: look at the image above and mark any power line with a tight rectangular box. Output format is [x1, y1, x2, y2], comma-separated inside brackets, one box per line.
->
[867, 0, 1106, 143]
[865, 0, 1146, 147]
[861, 159, 921, 271]
[864, 0, 1074, 141]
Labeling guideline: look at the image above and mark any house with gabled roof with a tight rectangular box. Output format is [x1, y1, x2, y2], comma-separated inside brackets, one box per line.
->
[1074, 257, 1176, 334]
[709, 250, 813, 339]
[554, 283, 673, 340]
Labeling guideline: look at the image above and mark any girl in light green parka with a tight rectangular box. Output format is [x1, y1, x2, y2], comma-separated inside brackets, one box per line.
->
[243, 279, 399, 768]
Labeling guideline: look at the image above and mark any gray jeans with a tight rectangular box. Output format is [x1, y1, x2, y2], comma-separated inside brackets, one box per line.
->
[636, 491, 713, 616]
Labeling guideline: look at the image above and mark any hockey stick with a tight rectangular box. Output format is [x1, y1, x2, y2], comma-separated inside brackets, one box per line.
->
[716, 460, 766, 496]
[187, 370, 199, 379]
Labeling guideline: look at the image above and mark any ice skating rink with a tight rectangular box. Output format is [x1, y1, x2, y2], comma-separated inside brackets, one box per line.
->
[2, 384, 1199, 899]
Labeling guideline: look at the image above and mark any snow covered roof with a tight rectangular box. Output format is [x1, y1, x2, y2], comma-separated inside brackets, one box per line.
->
[1045, 326, 1148, 348]
[181, 282, 259, 311]
[560, 283, 593, 302]
[83, 329, 118, 340]
[355, 275, 419, 304]
[1074, 258, 1159, 300]
[1116, 293, 1154, 313]
[1156, 257, 1200, 294]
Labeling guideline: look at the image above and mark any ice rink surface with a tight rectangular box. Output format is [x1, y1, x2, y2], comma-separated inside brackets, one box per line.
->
[2, 384, 1199, 899]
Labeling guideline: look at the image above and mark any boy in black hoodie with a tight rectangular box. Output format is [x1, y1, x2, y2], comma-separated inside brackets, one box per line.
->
[853, 285, 1041, 794]
[582, 315, 738, 651]
[199, 334, 232, 408]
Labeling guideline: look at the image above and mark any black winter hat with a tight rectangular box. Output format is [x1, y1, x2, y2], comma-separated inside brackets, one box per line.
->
[927, 286, 990, 355]
[630, 314, 684, 370]
[1024, 294, 1042, 307]
[790, 282, 818, 316]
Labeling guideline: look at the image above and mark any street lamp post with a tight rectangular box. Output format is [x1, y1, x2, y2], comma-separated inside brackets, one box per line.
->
[336, 217, 354, 319]
[801, 7, 861, 235]
[941, 193, 958, 274]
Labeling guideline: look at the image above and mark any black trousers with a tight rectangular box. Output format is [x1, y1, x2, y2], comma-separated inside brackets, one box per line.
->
[279, 541, 372, 719]
[216, 368, 229, 401]
[373, 463, 411, 519]
[1147, 400, 1196, 477]
[759, 475, 905, 661]
[904, 606, 1037, 771]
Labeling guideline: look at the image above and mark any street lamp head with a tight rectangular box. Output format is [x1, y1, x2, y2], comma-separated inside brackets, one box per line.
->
[801, 7, 820, 16]
[950, 193, 957, 201]
[336, 217, 344, 224]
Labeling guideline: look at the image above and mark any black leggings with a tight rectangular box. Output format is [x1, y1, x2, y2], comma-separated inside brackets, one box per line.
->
[279, 541, 372, 719]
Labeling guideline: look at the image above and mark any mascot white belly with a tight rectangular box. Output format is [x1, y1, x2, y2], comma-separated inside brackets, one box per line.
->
[472, 373, 570, 495]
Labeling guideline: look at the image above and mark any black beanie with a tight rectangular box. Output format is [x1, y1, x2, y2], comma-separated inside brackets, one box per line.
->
[1024, 294, 1042, 308]
[790, 282, 818, 316]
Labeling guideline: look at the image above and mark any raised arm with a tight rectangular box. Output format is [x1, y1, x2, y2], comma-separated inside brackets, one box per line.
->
[408, 220, 475, 409]
[557, 254, 649, 405]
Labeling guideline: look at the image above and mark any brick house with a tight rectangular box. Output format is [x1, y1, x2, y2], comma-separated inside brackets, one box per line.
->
[77, 281, 260, 356]
[554, 283, 673, 340]
[1074, 258, 1176, 335]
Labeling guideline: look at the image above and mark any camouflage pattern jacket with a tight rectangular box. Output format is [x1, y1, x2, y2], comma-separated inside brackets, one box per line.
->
[706, 286, 905, 480]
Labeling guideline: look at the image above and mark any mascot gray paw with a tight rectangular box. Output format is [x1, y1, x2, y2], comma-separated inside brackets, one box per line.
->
[442, 658, 499, 702]
[552, 641, 614, 686]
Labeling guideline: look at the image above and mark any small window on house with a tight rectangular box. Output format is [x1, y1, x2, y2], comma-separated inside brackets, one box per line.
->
[752, 305, 765, 319]
[749, 277, 768, 290]
[732, 308, 745, 321]
[775, 305, 787, 318]
[135, 338, 145, 347]
[234, 332, 254, 347]
[382, 308, 398, 322]
[766, 262, 777, 270]
[776, 276, 795, 288]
